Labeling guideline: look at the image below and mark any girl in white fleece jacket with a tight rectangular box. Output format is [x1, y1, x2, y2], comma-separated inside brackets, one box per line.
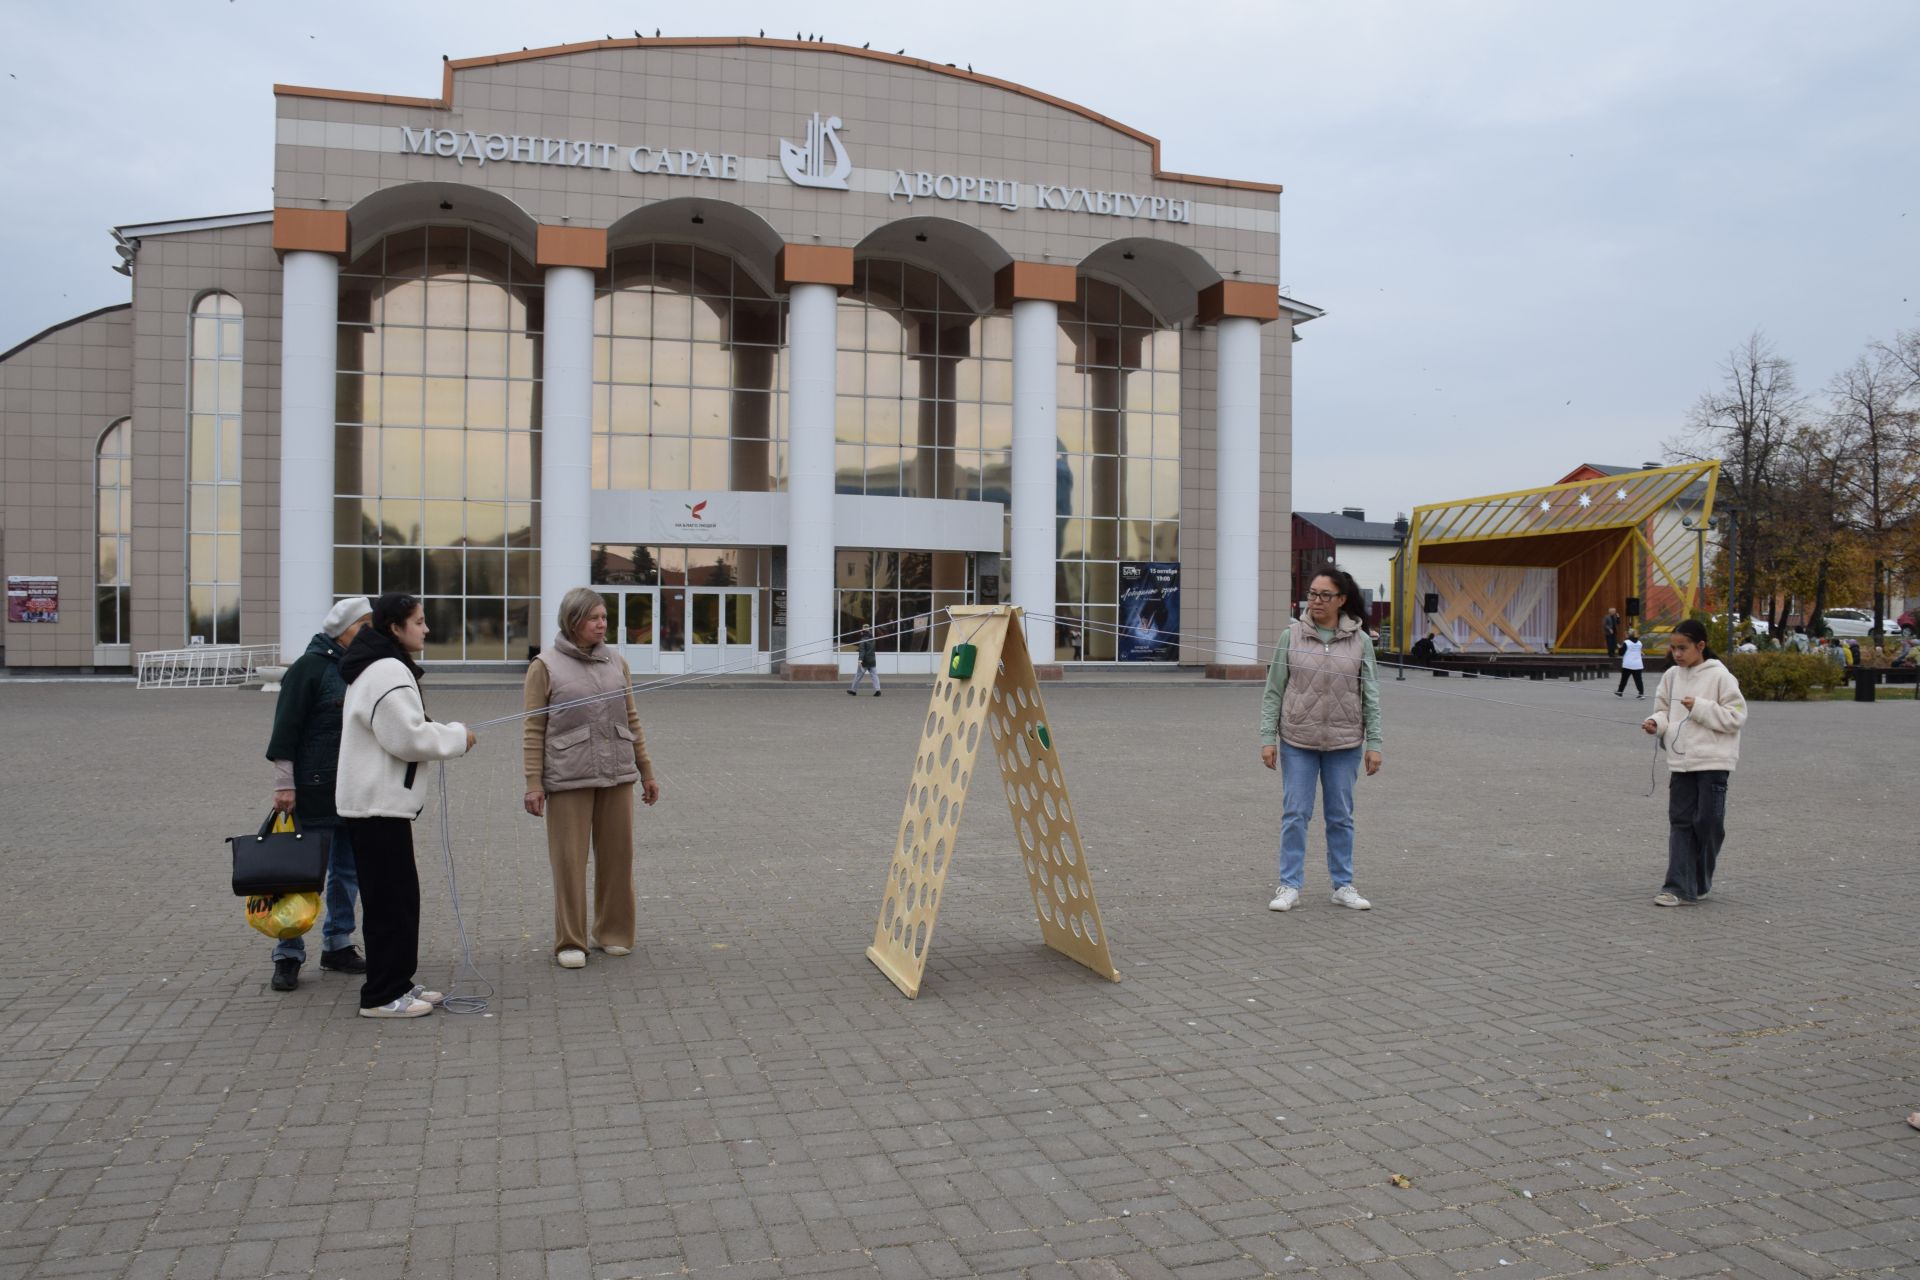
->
[336, 594, 475, 1018]
[1641, 618, 1747, 906]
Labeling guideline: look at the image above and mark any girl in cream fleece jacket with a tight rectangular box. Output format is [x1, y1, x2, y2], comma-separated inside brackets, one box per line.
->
[335, 594, 474, 1017]
[1641, 619, 1747, 906]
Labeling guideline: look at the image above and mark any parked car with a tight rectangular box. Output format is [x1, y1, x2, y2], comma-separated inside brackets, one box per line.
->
[1820, 608, 1874, 639]
[1711, 613, 1770, 637]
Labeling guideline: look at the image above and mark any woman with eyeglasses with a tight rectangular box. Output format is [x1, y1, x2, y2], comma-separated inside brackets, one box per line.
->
[1258, 567, 1384, 912]
[1641, 617, 1746, 907]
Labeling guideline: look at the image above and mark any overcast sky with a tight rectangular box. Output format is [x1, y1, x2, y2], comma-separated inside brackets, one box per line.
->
[4, 1, 1916, 522]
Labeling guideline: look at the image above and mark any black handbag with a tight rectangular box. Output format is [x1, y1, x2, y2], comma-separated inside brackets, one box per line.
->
[227, 811, 331, 896]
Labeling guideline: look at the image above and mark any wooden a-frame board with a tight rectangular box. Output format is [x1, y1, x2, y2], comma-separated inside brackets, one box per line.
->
[866, 605, 1121, 998]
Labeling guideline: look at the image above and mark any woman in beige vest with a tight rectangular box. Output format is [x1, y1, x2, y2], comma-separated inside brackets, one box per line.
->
[1258, 567, 1384, 912]
[523, 587, 662, 968]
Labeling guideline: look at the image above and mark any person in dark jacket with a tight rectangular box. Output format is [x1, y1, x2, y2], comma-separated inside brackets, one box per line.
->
[848, 624, 882, 696]
[263, 596, 372, 992]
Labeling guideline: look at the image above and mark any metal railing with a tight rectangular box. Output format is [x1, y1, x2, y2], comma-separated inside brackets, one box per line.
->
[136, 643, 280, 689]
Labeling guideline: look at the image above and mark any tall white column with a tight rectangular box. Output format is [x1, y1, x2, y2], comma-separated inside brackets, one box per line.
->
[1213, 316, 1262, 667]
[278, 249, 339, 658]
[785, 281, 838, 668]
[539, 264, 595, 649]
[1011, 297, 1059, 659]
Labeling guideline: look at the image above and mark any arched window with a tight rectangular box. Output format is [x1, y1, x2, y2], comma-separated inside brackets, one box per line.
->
[592, 243, 787, 492]
[835, 260, 1011, 503]
[334, 227, 543, 662]
[96, 419, 131, 645]
[188, 293, 243, 644]
[831, 261, 1009, 654]
[1053, 279, 1181, 660]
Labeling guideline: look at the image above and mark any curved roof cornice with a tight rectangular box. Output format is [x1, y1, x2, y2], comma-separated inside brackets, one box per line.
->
[274, 36, 1282, 196]
[1, 303, 131, 367]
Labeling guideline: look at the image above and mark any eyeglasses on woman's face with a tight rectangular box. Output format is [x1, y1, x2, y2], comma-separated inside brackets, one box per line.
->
[1307, 590, 1343, 603]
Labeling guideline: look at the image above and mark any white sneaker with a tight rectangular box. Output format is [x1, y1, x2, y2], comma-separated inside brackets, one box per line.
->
[1331, 885, 1372, 910]
[1267, 886, 1300, 912]
[407, 984, 445, 1006]
[557, 948, 587, 969]
[602, 945, 632, 957]
[359, 995, 432, 1018]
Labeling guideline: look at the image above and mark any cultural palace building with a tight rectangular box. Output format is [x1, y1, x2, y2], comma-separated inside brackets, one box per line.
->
[0, 37, 1321, 676]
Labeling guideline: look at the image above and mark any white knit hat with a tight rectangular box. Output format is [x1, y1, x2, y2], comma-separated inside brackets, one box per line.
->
[322, 596, 373, 638]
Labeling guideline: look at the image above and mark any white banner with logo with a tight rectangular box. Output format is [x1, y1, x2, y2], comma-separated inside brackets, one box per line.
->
[646, 493, 738, 543]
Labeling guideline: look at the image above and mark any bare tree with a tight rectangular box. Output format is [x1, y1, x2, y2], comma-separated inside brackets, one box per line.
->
[1827, 346, 1920, 634]
[1770, 423, 1856, 635]
[1667, 332, 1802, 623]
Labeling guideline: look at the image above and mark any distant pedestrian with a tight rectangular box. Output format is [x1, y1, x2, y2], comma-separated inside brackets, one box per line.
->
[1603, 608, 1621, 658]
[1259, 567, 1383, 912]
[336, 593, 476, 1018]
[848, 625, 881, 696]
[1642, 618, 1746, 908]
[262, 596, 372, 992]
[1615, 629, 1645, 699]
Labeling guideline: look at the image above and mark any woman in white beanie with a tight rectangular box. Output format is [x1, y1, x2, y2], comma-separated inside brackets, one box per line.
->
[337, 593, 476, 1018]
[262, 595, 373, 992]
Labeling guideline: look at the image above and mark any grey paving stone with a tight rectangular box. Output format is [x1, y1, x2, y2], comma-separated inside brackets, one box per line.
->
[0, 681, 1915, 1279]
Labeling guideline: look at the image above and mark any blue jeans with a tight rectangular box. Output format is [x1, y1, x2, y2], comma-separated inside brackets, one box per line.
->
[1278, 743, 1362, 890]
[272, 825, 359, 962]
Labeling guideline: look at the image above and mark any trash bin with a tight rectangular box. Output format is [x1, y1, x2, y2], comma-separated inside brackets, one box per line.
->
[1854, 670, 1876, 702]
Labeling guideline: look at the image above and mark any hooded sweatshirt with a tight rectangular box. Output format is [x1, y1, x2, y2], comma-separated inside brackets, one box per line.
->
[1646, 656, 1747, 773]
[335, 627, 470, 820]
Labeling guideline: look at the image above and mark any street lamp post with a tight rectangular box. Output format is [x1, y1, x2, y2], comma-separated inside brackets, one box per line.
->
[1681, 512, 1720, 632]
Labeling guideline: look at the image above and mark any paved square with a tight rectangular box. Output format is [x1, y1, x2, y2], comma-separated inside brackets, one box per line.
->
[1, 673, 1915, 1278]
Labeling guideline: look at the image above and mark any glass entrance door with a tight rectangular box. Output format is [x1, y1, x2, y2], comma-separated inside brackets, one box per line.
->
[686, 588, 756, 673]
[615, 589, 658, 673]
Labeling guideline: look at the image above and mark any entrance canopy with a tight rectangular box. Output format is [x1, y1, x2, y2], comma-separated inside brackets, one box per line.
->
[1390, 461, 1720, 654]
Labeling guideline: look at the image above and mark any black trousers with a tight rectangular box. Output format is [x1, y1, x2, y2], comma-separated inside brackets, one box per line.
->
[1664, 771, 1728, 901]
[1616, 668, 1644, 695]
[344, 816, 419, 1008]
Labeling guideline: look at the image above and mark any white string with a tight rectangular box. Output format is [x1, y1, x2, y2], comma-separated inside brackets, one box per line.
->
[425, 602, 1683, 1003]
[1025, 611, 1656, 730]
[467, 607, 950, 729]
[433, 760, 493, 1015]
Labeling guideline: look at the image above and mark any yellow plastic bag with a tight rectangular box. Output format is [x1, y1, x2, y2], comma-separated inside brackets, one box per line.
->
[246, 891, 321, 940]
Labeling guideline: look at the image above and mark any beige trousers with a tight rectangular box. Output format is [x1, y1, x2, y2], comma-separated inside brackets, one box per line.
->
[545, 784, 635, 953]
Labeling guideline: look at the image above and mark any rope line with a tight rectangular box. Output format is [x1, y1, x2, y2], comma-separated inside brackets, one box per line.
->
[465, 607, 950, 729]
[425, 605, 1697, 1001]
[1021, 611, 1658, 730]
[434, 760, 494, 1015]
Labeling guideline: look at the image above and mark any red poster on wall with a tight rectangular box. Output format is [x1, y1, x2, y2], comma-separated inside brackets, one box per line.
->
[6, 576, 59, 623]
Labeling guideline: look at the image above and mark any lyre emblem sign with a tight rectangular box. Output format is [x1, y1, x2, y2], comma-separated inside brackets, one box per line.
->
[779, 112, 852, 190]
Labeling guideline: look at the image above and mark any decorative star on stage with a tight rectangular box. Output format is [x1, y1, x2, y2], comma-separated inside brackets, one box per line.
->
[1540, 499, 1552, 512]
[1578, 493, 1592, 508]
[1617, 488, 1629, 501]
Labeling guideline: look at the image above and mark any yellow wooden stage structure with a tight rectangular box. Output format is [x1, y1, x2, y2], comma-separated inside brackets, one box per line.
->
[866, 605, 1121, 999]
[1390, 461, 1721, 655]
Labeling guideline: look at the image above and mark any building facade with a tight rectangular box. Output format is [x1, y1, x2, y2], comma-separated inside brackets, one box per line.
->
[1, 38, 1315, 675]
